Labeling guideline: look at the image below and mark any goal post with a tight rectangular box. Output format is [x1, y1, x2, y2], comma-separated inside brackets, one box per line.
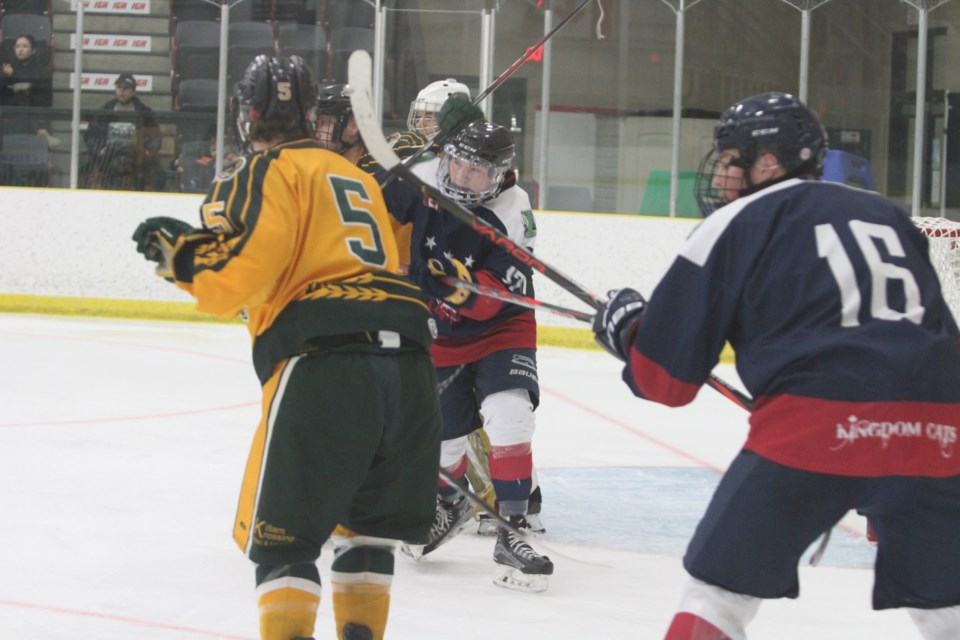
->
[912, 216, 960, 322]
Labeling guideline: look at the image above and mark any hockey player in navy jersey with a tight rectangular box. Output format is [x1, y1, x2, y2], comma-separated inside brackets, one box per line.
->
[593, 92, 960, 639]
[386, 119, 554, 592]
[314, 87, 545, 534]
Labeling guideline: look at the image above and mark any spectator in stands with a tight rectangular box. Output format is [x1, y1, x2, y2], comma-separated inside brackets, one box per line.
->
[83, 73, 162, 191]
[0, 33, 55, 143]
[172, 135, 238, 193]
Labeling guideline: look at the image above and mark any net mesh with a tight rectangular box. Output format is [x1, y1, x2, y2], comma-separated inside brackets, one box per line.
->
[912, 216, 960, 321]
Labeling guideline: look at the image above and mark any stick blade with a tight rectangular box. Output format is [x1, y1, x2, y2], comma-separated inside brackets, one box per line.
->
[347, 50, 401, 171]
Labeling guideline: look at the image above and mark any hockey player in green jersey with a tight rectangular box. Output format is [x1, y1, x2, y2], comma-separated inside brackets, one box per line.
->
[132, 55, 441, 640]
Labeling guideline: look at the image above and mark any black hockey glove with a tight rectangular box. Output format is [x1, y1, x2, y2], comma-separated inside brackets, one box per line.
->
[437, 95, 484, 138]
[592, 288, 646, 361]
[410, 257, 473, 306]
[132, 216, 196, 280]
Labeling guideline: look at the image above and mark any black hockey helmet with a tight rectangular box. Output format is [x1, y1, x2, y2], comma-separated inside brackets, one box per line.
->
[438, 121, 515, 206]
[234, 54, 318, 150]
[315, 83, 354, 152]
[694, 91, 827, 216]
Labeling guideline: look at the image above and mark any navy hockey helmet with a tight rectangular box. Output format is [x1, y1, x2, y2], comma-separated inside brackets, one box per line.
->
[315, 83, 355, 152]
[694, 91, 828, 216]
[234, 55, 318, 149]
[438, 121, 515, 206]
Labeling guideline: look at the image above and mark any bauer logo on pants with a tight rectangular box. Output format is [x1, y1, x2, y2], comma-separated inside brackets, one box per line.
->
[511, 354, 536, 371]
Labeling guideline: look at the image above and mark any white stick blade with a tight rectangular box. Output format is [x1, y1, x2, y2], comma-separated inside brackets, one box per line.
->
[347, 50, 401, 171]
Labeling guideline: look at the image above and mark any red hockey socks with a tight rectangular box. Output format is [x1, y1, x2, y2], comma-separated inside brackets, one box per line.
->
[664, 612, 733, 640]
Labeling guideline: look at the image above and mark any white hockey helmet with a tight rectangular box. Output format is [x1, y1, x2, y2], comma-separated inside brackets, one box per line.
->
[406, 78, 471, 136]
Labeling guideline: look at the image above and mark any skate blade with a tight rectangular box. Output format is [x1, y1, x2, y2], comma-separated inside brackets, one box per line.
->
[399, 543, 425, 561]
[492, 565, 549, 593]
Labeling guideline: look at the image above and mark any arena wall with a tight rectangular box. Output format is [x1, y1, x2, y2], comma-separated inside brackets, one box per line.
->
[0, 186, 701, 352]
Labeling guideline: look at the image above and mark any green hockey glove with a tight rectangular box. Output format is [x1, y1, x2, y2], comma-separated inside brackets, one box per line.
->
[436, 95, 484, 138]
[132, 217, 195, 279]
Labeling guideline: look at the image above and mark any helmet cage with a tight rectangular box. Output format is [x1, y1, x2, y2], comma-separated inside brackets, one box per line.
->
[315, 83, 354, 153]
[693, 148, 752, 217]
[438, 149, 509, 206]
[406, 78, 471, 136]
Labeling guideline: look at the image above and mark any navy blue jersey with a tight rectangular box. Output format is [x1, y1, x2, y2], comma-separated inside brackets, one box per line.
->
[383, 157, 538, 366]
[625, 178, 960, 477]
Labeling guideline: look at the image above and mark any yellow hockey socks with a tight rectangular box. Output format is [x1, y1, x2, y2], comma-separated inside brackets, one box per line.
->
[330, 526, 396, 640]
[256, 577, 321, 640]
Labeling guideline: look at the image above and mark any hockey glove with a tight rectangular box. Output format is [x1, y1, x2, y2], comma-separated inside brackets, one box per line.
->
[592, 288, 646, 362]
[410, 257, 473, 306]
[132, 216, 195, 280]
[436, 95, 484, 139]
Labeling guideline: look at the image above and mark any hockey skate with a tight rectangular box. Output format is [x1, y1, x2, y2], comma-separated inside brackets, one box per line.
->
[478, 511, 545, 536]
[488, 487, 547, 536]
[341, 623, 373, 640]
[479, 486, 546, 536]
[471, 484, 500, 536]
[476, 512, 499, 536]
[524, 486, 546, 535]
[492, 515, 554, 593]
[400, 495, 473, 560]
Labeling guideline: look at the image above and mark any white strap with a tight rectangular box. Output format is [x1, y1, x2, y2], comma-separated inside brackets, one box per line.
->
[378, 330, 400, 348]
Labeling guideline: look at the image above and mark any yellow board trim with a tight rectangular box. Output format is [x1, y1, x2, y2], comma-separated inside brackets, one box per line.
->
[0, 293, 735, 364]
[0, 293, 234, 324]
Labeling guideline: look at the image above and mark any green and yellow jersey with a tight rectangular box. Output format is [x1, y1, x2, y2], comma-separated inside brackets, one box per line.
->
[170, 138, 434, 383]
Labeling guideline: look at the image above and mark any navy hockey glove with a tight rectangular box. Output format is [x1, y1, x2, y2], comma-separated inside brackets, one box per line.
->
[410, 258, 473, 306]
[436, 95, 484, 138]
[132, 216, 195, 279]
[592, 288, 646, 361]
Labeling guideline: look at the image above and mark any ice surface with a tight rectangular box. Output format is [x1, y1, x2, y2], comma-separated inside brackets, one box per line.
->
[0, 314, 919, 639]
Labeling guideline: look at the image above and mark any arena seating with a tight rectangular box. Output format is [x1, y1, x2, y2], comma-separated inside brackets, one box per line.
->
[226, 20, 276, 88]
[0, 0, 49, 16]
[277, 22, 326, 80]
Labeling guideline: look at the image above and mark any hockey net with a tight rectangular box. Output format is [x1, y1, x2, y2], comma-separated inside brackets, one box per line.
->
[913, 216, 960, 321]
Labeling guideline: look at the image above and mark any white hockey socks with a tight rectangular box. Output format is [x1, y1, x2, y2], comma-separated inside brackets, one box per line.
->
[908, 605, 960, 640]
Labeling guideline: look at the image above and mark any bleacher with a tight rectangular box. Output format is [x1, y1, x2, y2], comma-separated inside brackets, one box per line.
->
[0, 0, 52, 186]
[0, 0, 376, 190]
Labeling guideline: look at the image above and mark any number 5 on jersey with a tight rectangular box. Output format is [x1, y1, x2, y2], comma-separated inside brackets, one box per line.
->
[329, 175, 387, 267]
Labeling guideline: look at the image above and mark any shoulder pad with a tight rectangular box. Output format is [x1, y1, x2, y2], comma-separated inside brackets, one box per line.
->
[215, 155, 248, 182]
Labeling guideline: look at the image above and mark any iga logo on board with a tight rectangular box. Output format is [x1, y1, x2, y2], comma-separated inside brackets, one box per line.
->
[72, 0, 151, 15]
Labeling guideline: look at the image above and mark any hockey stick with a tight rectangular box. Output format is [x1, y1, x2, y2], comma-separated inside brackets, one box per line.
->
[379, 0, 595, 187]
[442, 275, 753, 412]
[439, 275, 594, 323]
[350, 50, 753, 413]
[436, 363, 465, 395]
